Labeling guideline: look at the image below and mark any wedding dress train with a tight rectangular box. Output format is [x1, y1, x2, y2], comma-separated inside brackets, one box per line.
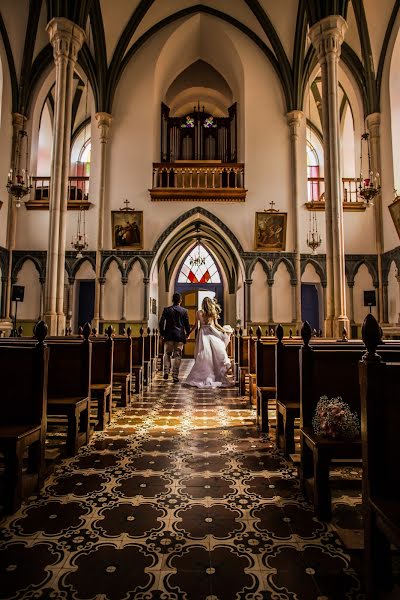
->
[185, 312, 233, 388]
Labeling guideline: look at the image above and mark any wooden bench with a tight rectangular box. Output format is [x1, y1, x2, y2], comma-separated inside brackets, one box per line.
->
[131, 330, 144, 394]
[359, 314, 400, 599]
[0, 321, 49, 513]
[142, 328, 152, 388]
[46, 326, 91, 456]
[90, 329, 113, 430]
[113, 333, 132, 406]
[298, 321, 400, 521]
[255, 332, 277, 432]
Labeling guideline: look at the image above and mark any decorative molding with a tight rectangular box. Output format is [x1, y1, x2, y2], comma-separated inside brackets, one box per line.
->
[149, 189, 247, 202]
[25, 200, 93, 211]
[305, 200, 367, 211]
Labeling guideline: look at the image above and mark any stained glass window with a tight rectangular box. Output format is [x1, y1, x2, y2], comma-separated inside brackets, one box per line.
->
[178, 244, 221, 284]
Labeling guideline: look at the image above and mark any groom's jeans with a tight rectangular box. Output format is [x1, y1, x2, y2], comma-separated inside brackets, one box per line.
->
[164, 341, 184, 380]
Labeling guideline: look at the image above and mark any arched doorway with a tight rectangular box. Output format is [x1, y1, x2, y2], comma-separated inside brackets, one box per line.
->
[175, 243, 223, 357]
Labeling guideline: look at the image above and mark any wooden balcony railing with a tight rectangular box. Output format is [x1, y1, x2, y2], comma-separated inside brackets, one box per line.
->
[25, 176, 91, 210]
[306, 177, 366, 211]
[149, 162, 246, 202]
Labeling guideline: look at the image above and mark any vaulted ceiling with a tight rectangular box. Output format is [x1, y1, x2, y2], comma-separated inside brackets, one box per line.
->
[0, 0, 399, 121]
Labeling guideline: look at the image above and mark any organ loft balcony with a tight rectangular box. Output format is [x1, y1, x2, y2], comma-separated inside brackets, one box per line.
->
[149, 161, 247, 202]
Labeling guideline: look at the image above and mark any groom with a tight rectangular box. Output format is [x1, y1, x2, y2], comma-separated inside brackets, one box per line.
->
[159, 292, 191, 383]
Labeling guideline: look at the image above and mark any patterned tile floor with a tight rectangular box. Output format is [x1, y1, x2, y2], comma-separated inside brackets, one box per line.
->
[0, 360, 366, 599]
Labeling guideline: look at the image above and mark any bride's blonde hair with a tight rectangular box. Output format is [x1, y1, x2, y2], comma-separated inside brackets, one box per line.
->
[202, 297, 221, 322]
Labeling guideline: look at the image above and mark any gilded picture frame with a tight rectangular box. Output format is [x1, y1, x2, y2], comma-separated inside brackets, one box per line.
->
[389, 196, 400, 241]
[111, 210, 143, 250]
[254, 211, 287, 251]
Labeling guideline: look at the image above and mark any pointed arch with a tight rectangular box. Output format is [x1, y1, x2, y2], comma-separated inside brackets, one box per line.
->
[100, 255, 125, 279]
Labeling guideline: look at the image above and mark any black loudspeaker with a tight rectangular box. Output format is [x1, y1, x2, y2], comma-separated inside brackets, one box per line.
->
[364, 290, 376, 307]
[12, 285, 25, 302]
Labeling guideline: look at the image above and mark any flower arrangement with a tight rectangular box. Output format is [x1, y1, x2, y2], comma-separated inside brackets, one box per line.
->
[312, 396, 360, 440]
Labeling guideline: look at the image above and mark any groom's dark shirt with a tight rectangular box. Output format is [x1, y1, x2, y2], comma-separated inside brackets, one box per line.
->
[159, 304, 191, 343]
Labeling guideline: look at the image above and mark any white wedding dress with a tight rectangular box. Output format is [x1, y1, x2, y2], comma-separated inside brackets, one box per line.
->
[185, 310, 233, 388]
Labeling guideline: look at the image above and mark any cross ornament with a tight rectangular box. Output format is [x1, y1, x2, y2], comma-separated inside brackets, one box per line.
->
[120, 198, 135, 212]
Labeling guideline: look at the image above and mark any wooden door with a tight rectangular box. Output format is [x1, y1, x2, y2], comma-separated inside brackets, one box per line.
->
[181, 291, 197, 358]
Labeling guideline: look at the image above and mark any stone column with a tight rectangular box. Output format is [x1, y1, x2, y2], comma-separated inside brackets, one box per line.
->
[244, 279, 252, 327]
[93, 112, 112, 329]
[39, 277, 46, 319]
[267, 279, 274, 324]
[309, 16, 349, 338]
[121, 277, 128, 321]
[44, 18, 85, 335]
[1, 113, 27, 328]
[287, 110, 304, 329]
[143, 277, 150, 321]
[366, 113, 385, 322]
[348, 281, 355, 324]
[66, 277, 74, 328]
[99, 277, 105, 321]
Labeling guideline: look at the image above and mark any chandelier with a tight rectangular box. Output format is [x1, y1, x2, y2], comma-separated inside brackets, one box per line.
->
[6, 130, 32, 207]
[189, 244, 205, 268]
[306, 209, 322, 254]
[305, 81, 321, 254]
[358, 132, 380, 205]
[71, 206, 88, 258]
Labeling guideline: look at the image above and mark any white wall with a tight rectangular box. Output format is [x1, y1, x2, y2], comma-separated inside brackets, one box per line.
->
[387, 260, 400, 324]
[272, 262, 292, 323]
[251, 262, 268, 322]
[353, 264, 377, 323]
[126, 261, 144, 321]
[103, 261, 122, 321]
[16, 260, 41, 319]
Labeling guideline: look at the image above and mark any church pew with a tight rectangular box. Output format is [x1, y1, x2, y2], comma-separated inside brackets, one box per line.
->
[46, 328, 92, 456]
[237, 329, 250, 395]
[150, 329, 158, 378]
[359, 315, 400, 599]
[298, 321, 400, 521]
[131, 330, 144, 395]
[275, 328, 364, 457]
[0, 326, 92, 457]
[255, 334, 277, 432]
[0, 322, 49, 513]
[112, 333, 132, 406]
[90, 330, 113, 430]
[142, 328, 152, 388]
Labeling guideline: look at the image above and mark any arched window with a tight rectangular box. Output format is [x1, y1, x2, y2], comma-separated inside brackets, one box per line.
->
[76, 138, 91, 176]
[307, 139, 320, 202]
[178, 243, 221, 284]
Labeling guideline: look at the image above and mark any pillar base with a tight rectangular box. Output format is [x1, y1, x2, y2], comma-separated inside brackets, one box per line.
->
[57, 313, 66, 336]
[44, 312, 58, 336]
[0, 318, 13, 336]
[334, 316, 350, 339]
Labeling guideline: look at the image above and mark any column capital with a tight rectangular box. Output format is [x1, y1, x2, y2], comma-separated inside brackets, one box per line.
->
[46, 17, 85, 63]
[143, 277, 150, 285]
[286, 110, 304, 138]
[95, 112, 113, 143]
[366, 112, 381, 138]
[245, 279, 252, 285]
[308, 16, 347, 63]
[12, 113, 27, 131]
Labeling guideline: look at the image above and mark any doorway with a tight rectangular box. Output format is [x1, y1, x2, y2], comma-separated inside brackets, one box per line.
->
[301, 283, 320, 332]
[77, 280, 95, 328]
[180, 289, 216, 357]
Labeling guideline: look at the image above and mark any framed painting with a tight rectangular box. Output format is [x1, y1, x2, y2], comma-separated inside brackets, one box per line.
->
[254, 211, 287, 251]
[111, 210, 143, 250]
[389, 196, 400, 240]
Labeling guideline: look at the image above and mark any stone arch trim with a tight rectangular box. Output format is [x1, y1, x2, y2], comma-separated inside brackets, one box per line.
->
[12, 254, 44, 281]
[351, 258, 379, 287]
[125, 256, 149, 278]
[270, 256, 296, 281]
[152, 206, 244, 255]
[301, 256, 327, 285]
[71, 255, 97, 279]
[100, 255, 125, 279]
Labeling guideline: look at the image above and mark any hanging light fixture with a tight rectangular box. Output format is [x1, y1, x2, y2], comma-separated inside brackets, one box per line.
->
[189, 227, 205, 267]
[358, 132, 380, 205]
[6, 130, 32, 207]
[71, 205, 88, 258]
[306, 77, 322, 253]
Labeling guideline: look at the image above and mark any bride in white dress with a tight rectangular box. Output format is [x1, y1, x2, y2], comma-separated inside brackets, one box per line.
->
[185, 297, 233, 388]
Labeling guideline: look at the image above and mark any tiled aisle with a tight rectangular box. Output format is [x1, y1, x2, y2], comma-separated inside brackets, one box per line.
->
[0, 361, 364, 599]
